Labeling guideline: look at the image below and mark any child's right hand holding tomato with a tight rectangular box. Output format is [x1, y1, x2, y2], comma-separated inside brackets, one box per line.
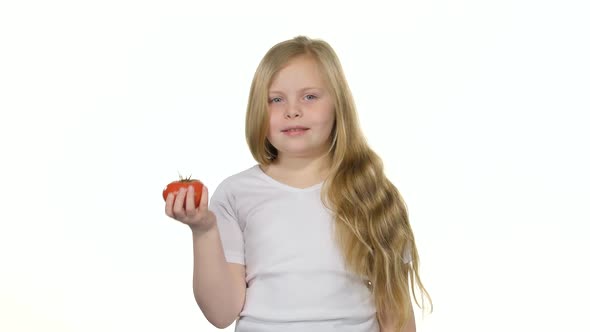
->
[165, 185, 216, 233]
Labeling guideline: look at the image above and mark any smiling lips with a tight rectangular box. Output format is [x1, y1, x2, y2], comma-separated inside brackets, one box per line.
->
[281, 126, 309, 136]
[281, 125, 309, 132]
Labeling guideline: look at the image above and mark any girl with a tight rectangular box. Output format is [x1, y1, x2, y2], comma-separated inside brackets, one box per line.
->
[165, 36, 431, 332]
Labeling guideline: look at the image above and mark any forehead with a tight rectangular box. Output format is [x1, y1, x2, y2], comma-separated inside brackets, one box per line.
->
[269, 56, 326, 90]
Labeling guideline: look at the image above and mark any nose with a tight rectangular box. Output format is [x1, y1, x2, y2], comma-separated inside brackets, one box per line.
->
[284, 102, 302, 119]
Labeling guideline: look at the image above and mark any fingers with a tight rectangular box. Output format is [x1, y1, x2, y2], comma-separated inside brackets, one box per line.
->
[199, 185, 209, 212]
[165, 192, 175, 217]
[185, 185, 197, 217]
[173, 188, 188, 218]
[165, 185, 209, 225]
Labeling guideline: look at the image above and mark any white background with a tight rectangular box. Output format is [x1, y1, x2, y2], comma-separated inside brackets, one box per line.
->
[1, 1, 589, 331]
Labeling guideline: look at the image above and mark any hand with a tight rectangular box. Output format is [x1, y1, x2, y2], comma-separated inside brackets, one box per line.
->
[165, 184, 216, 233]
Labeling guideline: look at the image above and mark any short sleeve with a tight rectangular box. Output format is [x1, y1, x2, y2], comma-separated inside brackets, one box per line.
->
[209, 182, 245, 265]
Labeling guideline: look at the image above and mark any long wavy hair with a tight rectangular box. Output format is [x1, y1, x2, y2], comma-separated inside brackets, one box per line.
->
[245, 36, 432, 331]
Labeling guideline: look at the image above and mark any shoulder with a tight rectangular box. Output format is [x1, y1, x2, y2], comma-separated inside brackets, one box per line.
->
[209, 164, 266, 224]
[216, 164, 260, 188]
[211, 164, 262, 199]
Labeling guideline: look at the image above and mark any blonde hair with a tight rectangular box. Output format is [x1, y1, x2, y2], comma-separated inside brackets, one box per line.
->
[245, 36, 432, 331]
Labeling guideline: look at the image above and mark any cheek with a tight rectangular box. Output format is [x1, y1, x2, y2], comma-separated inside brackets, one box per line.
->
[318, 109, 336, 129]
[266, 113, 281, 137]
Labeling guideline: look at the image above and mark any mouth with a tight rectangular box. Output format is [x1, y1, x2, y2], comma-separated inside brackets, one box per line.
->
[281, 127, 309, 136]
[281, 126, 310, 133]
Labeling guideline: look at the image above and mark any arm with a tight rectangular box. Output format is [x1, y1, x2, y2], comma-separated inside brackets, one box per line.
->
[378, 305, 416, 332]
[191, 221, 246, 328]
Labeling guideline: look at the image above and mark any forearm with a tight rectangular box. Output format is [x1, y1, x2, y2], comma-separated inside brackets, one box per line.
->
[191, 223, 241, 328]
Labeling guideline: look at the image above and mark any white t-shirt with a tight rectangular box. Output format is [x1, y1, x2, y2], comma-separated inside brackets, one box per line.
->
[208, 164, 380, 332]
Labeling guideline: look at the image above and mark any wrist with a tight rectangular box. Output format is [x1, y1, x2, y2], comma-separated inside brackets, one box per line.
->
[190, 219, 217, 237]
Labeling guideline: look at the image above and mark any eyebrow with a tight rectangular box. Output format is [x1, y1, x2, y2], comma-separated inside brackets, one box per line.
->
[268, 87, 324, 94]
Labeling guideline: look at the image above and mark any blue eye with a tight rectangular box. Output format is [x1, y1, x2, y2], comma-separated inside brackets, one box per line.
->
[269, 97, 282, 103]
[304, 95, 317, 100]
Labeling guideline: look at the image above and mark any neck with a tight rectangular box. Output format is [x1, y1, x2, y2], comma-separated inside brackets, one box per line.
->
[275, 154, 330, 174]
[264, 152, 332, 185]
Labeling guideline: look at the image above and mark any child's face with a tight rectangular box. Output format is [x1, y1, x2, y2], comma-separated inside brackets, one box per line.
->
[266, 56, 335, 160]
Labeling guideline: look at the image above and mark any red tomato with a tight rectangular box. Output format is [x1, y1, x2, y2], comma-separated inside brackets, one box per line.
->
[163, 176, 204, 208]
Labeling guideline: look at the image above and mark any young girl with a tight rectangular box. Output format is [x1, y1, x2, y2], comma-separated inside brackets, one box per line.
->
[165, 36, 431, 332]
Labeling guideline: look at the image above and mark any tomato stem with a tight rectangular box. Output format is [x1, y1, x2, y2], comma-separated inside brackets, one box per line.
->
[177, 170, 193, 182]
